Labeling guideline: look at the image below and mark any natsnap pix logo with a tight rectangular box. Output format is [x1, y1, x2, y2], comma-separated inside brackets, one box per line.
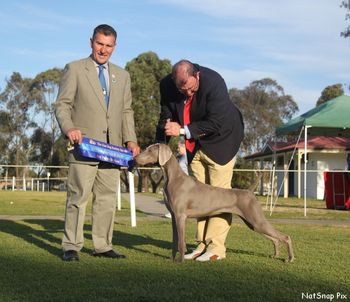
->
[301, 292, 348, 301]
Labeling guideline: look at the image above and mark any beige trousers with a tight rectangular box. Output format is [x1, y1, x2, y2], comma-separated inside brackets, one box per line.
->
[190, 150, 236, 258]
[62, 163, 119, 253]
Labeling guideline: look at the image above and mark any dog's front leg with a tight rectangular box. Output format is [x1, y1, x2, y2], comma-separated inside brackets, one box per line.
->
[171, 213, 178, 261]
[175, 214, 186, 263]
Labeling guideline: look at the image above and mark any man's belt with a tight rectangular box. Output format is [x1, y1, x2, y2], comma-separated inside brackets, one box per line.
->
[77, 137, 133, 169]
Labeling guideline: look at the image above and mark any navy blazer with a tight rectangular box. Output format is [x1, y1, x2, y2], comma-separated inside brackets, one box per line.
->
[156, 65, 244, 165]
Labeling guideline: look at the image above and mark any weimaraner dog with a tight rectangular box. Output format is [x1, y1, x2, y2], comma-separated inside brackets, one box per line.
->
[134, 144, 295, 263]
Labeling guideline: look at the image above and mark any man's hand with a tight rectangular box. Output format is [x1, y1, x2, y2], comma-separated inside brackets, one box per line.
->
[67, 128, 83, 145]
[127, 141, 141, 157]
[164, 119, 181, 137]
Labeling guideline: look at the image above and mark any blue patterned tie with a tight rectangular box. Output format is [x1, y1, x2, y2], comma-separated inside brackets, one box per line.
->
[98, 65, 109, 107]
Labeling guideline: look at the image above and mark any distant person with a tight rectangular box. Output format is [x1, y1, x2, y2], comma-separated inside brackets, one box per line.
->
[164, 139, 188, 219]
[55, 24, 140, 262]
[156, 60, 244, 262]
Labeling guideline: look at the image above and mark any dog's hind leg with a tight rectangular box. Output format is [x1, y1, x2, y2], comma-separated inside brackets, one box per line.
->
[239, 215, 280, 259]
[240, 209, 295, 263]
[263, 234, 280, 259]
[254, 222, 295, 263]
[283, 234, 294, 263]
[238, 195, 295, 263]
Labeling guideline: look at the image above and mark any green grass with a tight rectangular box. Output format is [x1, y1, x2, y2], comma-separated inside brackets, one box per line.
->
[0, 191, 139, 217]
[0, 191, 349, 301]
[256, 195, 350, 220]
[0, 191, 67, 215]
[1, 191, 348, 221]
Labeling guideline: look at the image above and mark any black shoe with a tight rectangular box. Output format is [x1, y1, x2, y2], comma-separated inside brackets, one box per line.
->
[62, 250, 79, 261]
[93, 249, 126, 259]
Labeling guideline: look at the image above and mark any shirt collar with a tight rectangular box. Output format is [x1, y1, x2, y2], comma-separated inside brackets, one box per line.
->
[92, 59, 109, 71]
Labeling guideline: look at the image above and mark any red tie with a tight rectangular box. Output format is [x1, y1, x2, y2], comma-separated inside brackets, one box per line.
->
[183, 95, 195, 152]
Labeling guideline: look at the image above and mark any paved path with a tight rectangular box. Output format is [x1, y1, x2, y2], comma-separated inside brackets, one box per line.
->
[124, 193, 168, 217]
[0, 193, 349, 226]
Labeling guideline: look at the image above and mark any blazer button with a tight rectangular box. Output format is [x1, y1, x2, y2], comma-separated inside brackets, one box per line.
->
[103, 130, 107, 134]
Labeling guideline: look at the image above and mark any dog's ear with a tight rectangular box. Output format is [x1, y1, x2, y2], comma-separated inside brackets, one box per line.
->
[158, 144, 172, 166]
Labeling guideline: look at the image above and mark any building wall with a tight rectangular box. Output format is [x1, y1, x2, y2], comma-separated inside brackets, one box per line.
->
[276, 152, 348, 200]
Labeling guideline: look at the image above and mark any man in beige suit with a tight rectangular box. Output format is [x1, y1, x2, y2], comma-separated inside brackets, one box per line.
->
[55, 24, 140, 261]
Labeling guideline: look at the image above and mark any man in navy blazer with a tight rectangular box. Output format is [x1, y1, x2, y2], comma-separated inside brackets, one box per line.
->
[156, 60, 244, 262]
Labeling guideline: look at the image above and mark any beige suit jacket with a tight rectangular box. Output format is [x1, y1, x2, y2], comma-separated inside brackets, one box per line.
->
[55, 56, 137, 164]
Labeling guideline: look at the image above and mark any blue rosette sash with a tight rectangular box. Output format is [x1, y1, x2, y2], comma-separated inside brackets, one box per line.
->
[78, 137, 133, 169]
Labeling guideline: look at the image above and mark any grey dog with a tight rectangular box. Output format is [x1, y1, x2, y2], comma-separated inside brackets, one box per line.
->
[134, 144, 295, 263]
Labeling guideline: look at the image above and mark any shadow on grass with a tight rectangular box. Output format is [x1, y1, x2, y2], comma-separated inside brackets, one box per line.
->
[115, 229, 173, 259]
[0, 220, 63, 258]
[0, 219, 173, 260]
[227, 247, 268, 258]
[227, 247, 287, 263]
[0, 218, 289, 262]
[1, 220, 349, 301]
[0, 250, 347, 302]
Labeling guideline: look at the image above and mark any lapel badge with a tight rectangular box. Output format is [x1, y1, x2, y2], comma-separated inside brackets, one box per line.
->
[111, 74, 117, 83]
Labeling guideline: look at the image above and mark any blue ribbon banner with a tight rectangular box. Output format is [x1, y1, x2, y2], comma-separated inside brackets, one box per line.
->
[78, 137, 133, 168]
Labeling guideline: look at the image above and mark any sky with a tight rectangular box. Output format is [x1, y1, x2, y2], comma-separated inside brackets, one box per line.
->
[0, 0, 349, 115]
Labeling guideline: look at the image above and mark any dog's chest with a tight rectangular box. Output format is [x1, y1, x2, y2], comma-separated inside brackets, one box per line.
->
[163, 182, 178, 206]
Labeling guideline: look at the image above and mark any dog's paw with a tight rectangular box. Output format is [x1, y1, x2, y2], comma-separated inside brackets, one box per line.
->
[285, 256, 295, 263]
[175, 257, 184, 263]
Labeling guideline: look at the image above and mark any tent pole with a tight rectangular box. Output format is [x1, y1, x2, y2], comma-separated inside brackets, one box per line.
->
[304, 126, 310, 217]
[271, 127, 303, 215]
[269, 135, 277, 215]
[270, 153, 276, 214]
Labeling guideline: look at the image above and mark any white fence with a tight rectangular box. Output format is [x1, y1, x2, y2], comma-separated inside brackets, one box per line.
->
[1, 165, 349, 225]
[1, 165, 348, 194]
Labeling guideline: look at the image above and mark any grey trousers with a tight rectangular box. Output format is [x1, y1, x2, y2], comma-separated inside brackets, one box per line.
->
[62, 163, 120, 253]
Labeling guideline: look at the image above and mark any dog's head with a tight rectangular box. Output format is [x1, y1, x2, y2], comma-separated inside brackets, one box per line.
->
[134, 143, 173, 167]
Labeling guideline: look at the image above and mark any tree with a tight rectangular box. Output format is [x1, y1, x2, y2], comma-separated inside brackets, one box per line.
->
[229, 78, 299, 155]
[341, 0, 350, 38]
[0, 72, 41, 177]
[0, 111, 12, 164]
[29, 128, 52, 164]
[50, 134, 69, 178]
[51, 135, 69, 167]
[125, 52, 172, 192]
[316, 83, 344, 106]
[32, 68, 63, 164]
[125, 51, 172, 149]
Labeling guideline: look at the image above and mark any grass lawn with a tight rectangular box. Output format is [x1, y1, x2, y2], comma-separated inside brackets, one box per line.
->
[256, 196, 350, 221]
[0, 191, 349, 302]
[0, 191, 139, 217]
